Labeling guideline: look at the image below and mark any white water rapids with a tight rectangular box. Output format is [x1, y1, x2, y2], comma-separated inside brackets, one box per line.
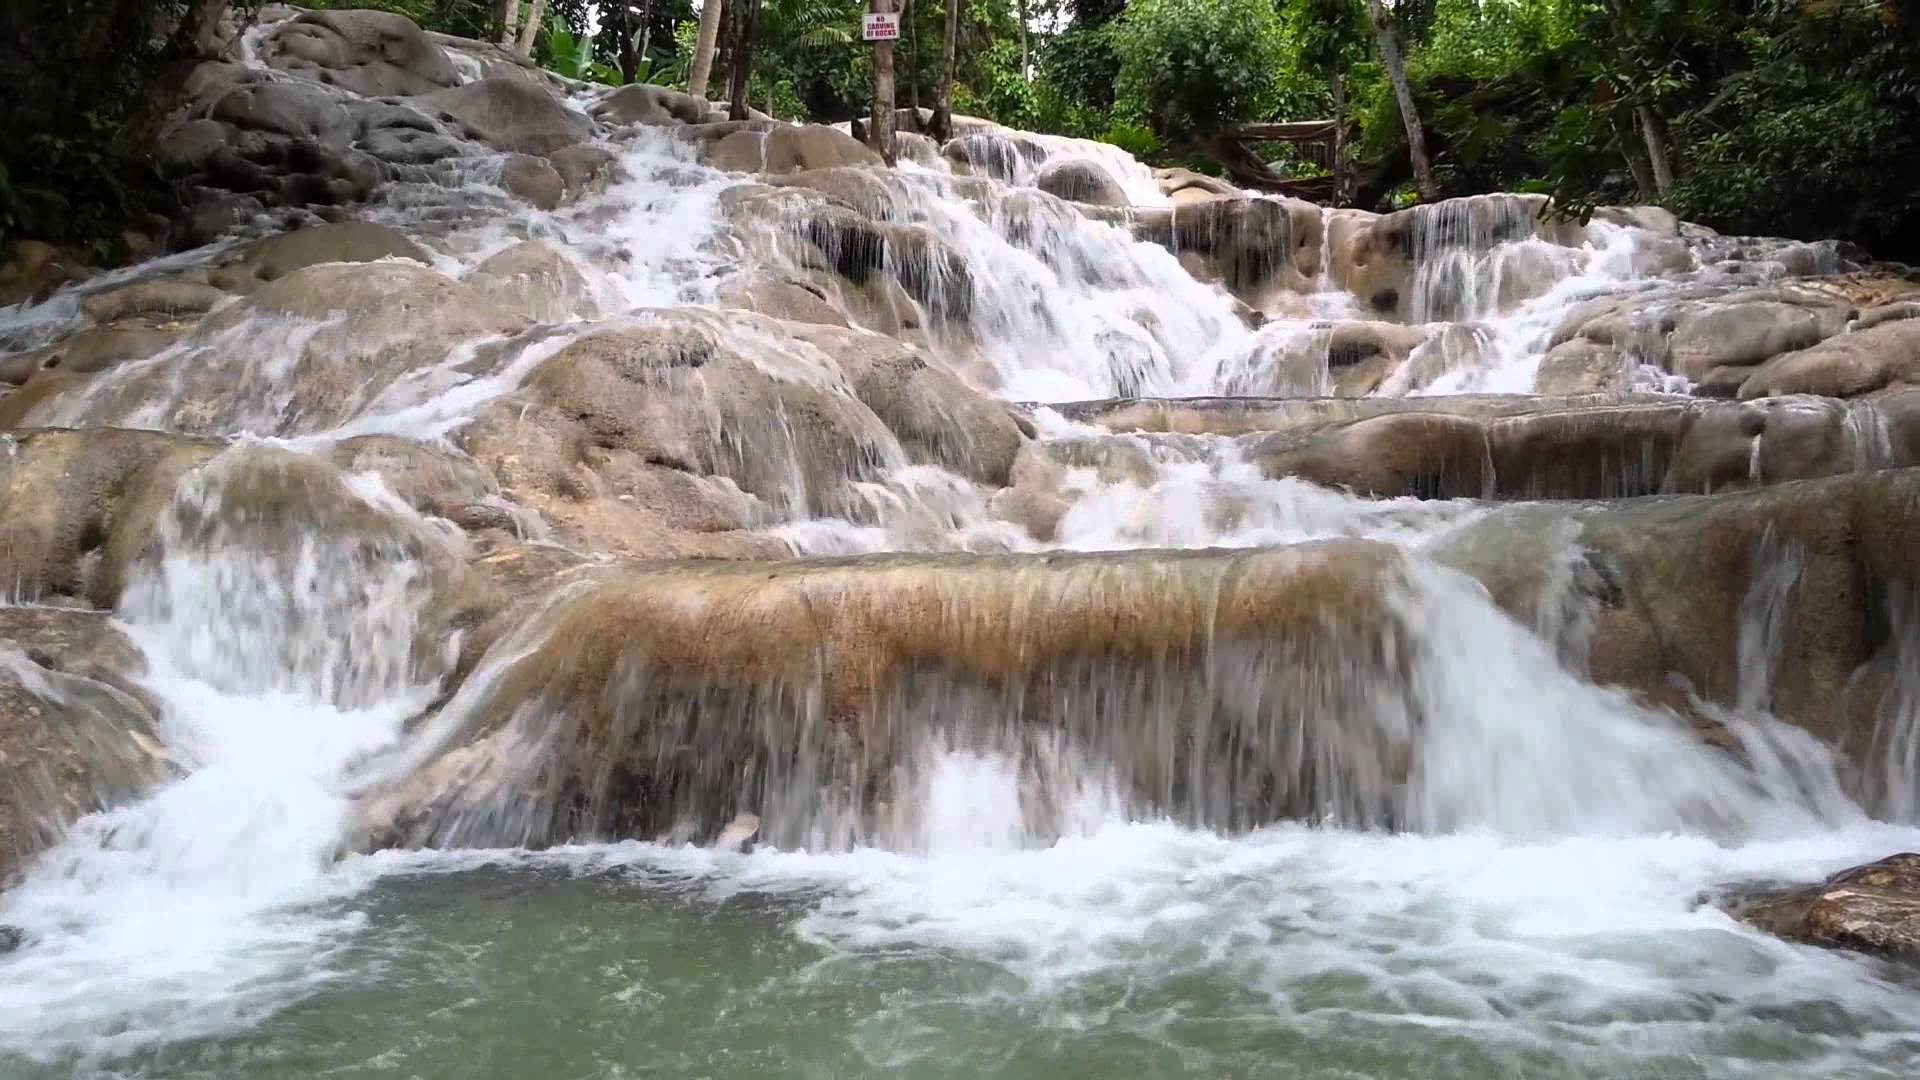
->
[1, 57, 1917, 1078]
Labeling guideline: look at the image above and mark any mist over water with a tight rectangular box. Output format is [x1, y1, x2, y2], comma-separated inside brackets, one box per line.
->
[1, 24, 1918, 1080]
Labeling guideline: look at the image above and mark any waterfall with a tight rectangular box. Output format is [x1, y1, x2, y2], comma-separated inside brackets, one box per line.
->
[1, 10, 1918, 1074]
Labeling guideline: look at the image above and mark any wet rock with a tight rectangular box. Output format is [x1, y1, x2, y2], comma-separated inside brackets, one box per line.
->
[1738, 319, 1920, 399]
[705, 125, 883, 176]
[497, 154, 564, 210]
[591, 83, 715, 126]
[467, 240, 597, 321]
[548, 145, 620, 199]
[1436, 467, 1920, 765]
[783, 321, 1028, 485]
[0, 429, 223, 606]
[211, 220, 431, 289]
[20, 319, 189, 377]
[0, 925, 21, 953]
[0, 241, 92, 307]
[1665, 300, 1841, 381]
[715, 271, 852, 328]
[1731, 854, 1920, 959]
[1131, 197, 1324, 306]
[1153, 167, 1239, 202]
[259, 9, 461, 98]
[352, 542, 1407, 850]
[26, 261, 523, 435]
[1035, 158, 1127, 207]
[473, 311, 899, 517]
[0, 608, 172, 885]
[1251, 412, 1492, 500]
[418, 77, 592, 156]
[942, 131, 1049, 182]
[80, 280, 228, 324]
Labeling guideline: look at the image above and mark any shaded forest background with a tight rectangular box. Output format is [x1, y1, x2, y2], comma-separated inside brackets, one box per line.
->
[2, 0, 1915, 261]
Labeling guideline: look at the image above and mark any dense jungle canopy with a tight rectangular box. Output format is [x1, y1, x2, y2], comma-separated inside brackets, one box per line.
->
[2, 0, 1916, 259]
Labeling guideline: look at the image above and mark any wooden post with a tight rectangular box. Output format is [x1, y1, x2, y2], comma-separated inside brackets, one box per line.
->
[870, 0, 897, 164]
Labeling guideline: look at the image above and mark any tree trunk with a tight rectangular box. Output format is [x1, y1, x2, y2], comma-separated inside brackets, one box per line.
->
[1367, 0, 1437, 201]
[870, 0, 897, 163]
[688, 0, 726, 98]
[1329, 58, 1348, 206]
[616, 2, 637, 84]
[930, 0, 959, 141]
[727, 0, 760, 121]
[515, 0, 546, 54]
[1635, 104, 1673, 196]
[906, 0, 920, 111]
[497, 0, 519, 45]
[1016, 0, 1030, 80]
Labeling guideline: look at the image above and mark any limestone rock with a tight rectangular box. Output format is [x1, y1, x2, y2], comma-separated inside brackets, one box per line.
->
[0, 241, 92, 308]
[497, 154, 564, 210]
[591, 83, 714, 126]
[0, 609, 171, 885]
[547, 145, 620, 199]
[1732, 854, 1920, 959]
[467, 240, 597, 321]
[0, 428, 222, 607]
[1666, 300, 1840, 381]
[260, 9, 461, 98]
[705, 125, 883, 176]
[418, 77, 592, 156]
[352, 542, 1406, 850]
[783, 322, 1028, 486]
[1035, 158, 1128, 207]
[211, 220, 431, 288]
[1738, 320, 1920, 399]
[30, 261, 523, 435]
[80, 280, 228, 324]
[1131, 197, 1324, 306]
[1535, 338, 1630, 395]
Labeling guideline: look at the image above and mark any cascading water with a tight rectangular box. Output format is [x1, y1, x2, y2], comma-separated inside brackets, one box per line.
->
[2, 11, 1919, 1078]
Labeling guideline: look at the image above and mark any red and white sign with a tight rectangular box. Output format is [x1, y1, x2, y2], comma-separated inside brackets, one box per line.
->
[862, 13, 900, 41]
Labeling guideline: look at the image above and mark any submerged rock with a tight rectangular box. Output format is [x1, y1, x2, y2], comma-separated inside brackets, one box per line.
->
[1731, 854, 1920, 959]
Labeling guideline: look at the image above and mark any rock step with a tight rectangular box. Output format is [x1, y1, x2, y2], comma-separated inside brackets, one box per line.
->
[356, 468, 1920, 851]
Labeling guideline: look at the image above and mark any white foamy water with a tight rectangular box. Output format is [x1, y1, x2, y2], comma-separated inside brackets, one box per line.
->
[0, 449, 441, 1059]
[2, 31, 1916, 1077]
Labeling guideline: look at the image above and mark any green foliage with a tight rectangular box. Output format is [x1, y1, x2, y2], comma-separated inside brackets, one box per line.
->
[540, 14, 623, 83]
[1109, 0, 1290, 140]
[1098, 120, 1165, 162]
[0, 0, 257, 252]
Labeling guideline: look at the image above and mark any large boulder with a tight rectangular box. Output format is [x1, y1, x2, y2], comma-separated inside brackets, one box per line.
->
[591, 83, 716, 126]
[1731, 854, 1920, 959]
[259, 9, 462, 98]
[462, 311, 901, 519]
[1131, 197, 1325, 307]
[209, 220, 432, 288]
[705, 125, 883, 176]
[28, 260, 523, 435]
[466, 240, 598, 322]
[0, 609, 171, 885]
[781, 322, 1028, 486]
[0, 429, 221, 607]
[1035, 158, 1127, 207]
[1738, 319, 1920, 400]
[0, 241, 92, 308]
[1665, 299, 1843, 381]
[1435, 467, 1920, 780]
[418, 77, 593, 156]
[352, 542, 1407, 850]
